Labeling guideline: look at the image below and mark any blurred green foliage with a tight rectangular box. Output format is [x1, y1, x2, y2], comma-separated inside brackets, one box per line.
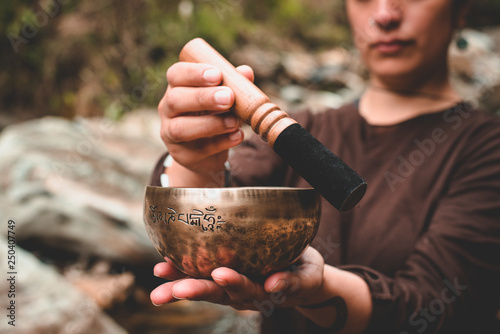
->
[0, 0, 498, 120]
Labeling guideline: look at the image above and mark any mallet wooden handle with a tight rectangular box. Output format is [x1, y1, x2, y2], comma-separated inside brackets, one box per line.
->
[180, 38, 367, 211]
[180, 38, 293, 147]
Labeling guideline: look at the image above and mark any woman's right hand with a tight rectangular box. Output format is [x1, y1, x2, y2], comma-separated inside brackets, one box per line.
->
[158, 62, 254, 187]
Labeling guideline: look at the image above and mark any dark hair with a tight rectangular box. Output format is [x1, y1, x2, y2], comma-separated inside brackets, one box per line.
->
[452, 0, 472, 28]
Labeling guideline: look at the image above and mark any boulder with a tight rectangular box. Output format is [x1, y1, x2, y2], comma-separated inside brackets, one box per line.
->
[0, 112, 164, 265]
[0, 237, 127, 334]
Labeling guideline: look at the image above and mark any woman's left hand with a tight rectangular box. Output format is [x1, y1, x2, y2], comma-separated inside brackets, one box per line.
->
[150, 246, 326, 310]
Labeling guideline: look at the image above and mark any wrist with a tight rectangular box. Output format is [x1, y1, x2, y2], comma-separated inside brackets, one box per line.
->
[295, 266, 372, 333]
[298, 265, 335, 307]
[161, 155, 231, 188]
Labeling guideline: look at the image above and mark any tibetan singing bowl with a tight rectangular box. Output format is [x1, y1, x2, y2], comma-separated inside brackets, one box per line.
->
[143, 186, 321, 278]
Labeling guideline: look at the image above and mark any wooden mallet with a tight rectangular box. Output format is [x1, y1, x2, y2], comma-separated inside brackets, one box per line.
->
[180, 38, 367, 211]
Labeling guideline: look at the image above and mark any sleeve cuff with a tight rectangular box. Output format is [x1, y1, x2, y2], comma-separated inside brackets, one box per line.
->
[339, 265, 395, 333]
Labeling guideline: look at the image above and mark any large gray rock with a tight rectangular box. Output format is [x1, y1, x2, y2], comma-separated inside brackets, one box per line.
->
[0, 112, 164, 264]
[0, 237, 127, 334]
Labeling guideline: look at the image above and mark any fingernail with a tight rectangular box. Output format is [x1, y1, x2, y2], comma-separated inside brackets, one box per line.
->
[213, 277, 228, 287]
[229, 130, 242, 141]
[224, 116, 238, 128]
[269, 279, 287, 293]
[172, 292, 186, 300]
[214, 89, 231, 106]
[203, 68, 221, 83]
[152, 302, 163, 307]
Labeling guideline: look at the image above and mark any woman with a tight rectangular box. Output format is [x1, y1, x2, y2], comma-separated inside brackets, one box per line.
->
[150, 0, 500, 332]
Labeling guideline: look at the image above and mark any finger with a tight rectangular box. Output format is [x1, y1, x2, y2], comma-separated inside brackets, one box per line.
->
[160, 64, 254, 118]
[236, 65, 254, 82]
[167, 129, 244, 166]
[166, 62, 222, 87]
[162, 86, 234, 117]
[150, 281, 183, 305]
[154, 261, 187, 281]
[171, 278, 229, 304]
[166, 62, 252, 87]
[211, 267, 267, 303]
[264, 247, 324, 294]
[165, 112, 240, 144]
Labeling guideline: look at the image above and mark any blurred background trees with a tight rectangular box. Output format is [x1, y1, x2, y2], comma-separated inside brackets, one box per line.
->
[1, 0, 498, 124]
[0, 0, 346, 122]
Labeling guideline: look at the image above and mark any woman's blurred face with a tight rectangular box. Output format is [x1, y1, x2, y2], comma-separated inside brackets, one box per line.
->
[346, 0, 460, 84]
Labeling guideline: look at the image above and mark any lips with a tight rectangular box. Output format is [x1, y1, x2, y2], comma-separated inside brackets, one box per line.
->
[371, 39, 414, 54]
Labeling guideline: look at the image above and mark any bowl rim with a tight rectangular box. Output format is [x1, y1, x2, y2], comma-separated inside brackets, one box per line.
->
[145, 186, 317, 191]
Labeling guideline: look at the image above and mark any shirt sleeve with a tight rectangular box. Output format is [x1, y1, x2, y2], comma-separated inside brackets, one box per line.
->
[341, 119, 500, 333]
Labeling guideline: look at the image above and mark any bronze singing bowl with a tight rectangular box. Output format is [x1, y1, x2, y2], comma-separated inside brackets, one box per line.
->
[143, 186, 321, 278]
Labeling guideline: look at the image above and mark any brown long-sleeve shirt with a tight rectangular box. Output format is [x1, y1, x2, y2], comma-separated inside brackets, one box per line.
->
[150, 102, 500, 333]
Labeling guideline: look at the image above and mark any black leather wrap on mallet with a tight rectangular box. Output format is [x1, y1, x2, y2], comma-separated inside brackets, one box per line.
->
[180, 38, 367, 211]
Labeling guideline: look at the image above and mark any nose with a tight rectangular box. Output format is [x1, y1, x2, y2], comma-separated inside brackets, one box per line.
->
[371, 0, 402, 30]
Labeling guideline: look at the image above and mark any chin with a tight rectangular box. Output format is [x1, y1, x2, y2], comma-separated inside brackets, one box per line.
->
[368, 59, 423, 84]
